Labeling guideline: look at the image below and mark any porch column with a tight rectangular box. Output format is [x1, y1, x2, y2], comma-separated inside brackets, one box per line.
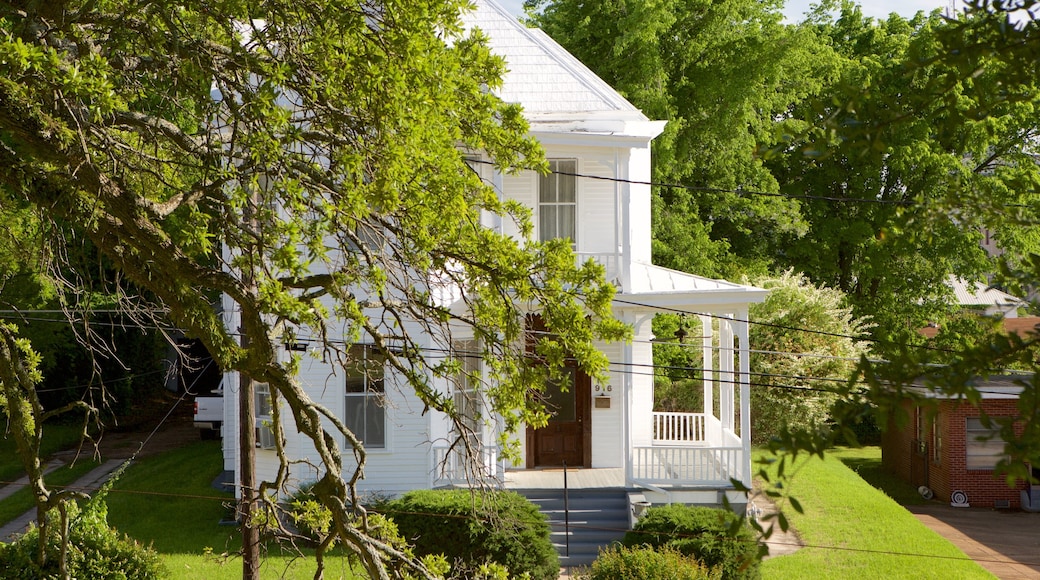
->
[736, 308, 752, 489]
[623, 320, 634, 486]
[720, 317, 734, 432]
[700, 315, 713, 418]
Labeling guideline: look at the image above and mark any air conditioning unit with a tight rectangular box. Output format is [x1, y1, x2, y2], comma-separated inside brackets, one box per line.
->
[950, 490, 969, 507]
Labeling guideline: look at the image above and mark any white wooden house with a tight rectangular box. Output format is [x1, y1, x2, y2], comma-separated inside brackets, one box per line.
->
[217, 0, 767, 509]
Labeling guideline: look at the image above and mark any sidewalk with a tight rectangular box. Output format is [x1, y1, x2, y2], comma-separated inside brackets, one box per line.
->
[909, 503, 1040, 579]
[0, 459, 125, 541]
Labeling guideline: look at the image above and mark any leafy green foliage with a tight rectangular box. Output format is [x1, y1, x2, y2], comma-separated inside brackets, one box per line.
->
[764, 4, 1040, 344]
[0, 492, 167, 580]
[622, 505, 760, 580]
[746, 271, 870, 444]
[528, 0, 840, 280]
[580, 545, 722, 580]
[382, 489, 558, 580]
[0, 1, 631, 574]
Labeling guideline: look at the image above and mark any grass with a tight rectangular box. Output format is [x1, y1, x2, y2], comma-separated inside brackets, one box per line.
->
[829, 446, 928, 506]
[758, 447, 995, 579]
[105, 441, 363, 579]
[0, 420, 90, 484]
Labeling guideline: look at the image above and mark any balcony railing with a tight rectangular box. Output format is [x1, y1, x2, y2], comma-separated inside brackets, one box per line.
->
[652, 412, 708, 445]
[432, 444, 501, 486]
[575, 251, 621, 283]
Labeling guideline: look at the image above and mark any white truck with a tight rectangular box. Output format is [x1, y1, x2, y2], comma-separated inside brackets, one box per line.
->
[193, 389, 224, 440]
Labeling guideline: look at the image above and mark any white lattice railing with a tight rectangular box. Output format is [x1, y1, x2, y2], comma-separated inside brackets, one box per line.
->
[432, 444, 500, 486]
[575, 251, 622, 282]
[652, 412, 708, 445]
[632, 445, 743, 486]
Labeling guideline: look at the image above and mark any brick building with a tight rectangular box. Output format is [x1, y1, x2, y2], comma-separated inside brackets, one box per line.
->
[881, 376, 1032, 509]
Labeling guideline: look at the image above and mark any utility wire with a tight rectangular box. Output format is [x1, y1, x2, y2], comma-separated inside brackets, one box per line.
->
[472, 158, 1040, 209]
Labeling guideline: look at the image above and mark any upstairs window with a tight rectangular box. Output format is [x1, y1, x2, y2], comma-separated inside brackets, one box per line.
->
[539, 159, 577, 246]
[344, 345, 386, 449]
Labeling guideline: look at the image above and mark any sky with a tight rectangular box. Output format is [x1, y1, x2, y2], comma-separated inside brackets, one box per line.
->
[497, 0, 952, 22]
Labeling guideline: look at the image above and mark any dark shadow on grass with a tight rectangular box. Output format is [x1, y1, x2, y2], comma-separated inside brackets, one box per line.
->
[832, 448, 928, 506]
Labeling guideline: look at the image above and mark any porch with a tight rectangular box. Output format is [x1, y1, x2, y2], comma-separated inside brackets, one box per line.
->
[432, 412, 747, 491]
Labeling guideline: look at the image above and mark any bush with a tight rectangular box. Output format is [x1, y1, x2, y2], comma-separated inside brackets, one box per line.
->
[622, 505, 760, 580]
[382, 489, 558, 580]
[0, 495, 166, 580]
[580, 545, 722, 580]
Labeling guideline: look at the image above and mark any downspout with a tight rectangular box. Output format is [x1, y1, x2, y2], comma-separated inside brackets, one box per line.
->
[614, 148, 622, 283]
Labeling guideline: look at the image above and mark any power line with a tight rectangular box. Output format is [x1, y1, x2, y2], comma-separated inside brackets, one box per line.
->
[472, 158, 1040, 209]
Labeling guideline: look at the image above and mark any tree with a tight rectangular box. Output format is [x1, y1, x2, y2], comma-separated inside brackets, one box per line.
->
[745, 271, 870, 444]
[527, 0, 841, 279]
[764, 3, 1040, 346]
[0, 1, 626, 579]
[0, 323, 93, 575]
[748, 1, 1040, 494]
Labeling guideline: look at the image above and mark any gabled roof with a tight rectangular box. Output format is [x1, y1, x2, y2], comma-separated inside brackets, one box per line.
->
[464, 1, 662, 137]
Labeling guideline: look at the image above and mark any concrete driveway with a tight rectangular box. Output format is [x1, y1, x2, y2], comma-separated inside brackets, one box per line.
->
[909, 504, 1040, 579]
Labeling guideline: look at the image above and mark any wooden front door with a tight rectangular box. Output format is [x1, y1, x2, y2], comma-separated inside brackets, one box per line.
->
[527, 364, 592, 468]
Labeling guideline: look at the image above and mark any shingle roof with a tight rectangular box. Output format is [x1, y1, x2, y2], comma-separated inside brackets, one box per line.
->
[463, 1, 647, 119]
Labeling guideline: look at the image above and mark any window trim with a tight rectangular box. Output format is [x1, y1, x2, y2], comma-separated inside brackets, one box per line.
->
[538, 158, 578, 247]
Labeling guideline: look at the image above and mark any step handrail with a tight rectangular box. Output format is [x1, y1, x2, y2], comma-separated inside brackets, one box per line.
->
[563, 461, 569, 557]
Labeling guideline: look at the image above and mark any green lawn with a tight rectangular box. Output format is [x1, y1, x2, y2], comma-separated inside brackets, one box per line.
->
[105, 441, 363, 579]
[829, 446, 929, 506]
[759, 447, 994, 579]
[0, 420, 89, 483]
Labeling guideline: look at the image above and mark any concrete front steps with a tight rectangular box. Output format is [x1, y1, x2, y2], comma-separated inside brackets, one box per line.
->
[515, 487, 632, 568]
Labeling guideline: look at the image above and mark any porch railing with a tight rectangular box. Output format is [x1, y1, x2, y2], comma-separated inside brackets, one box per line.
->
[652, 412, 707, 445]
[432, 444, 501, 486]
[632, 445, 743, 486]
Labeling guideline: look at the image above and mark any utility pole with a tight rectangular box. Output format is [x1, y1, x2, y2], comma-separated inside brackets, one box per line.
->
[239, 188, 260, 580]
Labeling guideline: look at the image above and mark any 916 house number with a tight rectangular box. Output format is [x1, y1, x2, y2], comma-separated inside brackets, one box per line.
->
[594, 385, 613, 393]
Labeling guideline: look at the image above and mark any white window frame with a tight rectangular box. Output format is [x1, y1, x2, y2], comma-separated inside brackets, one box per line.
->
[344, 345, 387, 450]
[539, 159, 578, 247]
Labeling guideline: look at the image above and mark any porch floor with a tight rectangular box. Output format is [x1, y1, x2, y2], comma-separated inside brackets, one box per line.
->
[504, 468, 625, 489]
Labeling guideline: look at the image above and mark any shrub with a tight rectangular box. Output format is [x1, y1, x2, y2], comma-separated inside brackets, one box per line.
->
[622, 505, 760, 580]
[0, 495, 166, 580]
[382, 489, 558, 580]
[580, 545, 722, 580]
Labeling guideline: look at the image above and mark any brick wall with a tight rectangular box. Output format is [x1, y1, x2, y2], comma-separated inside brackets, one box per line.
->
[883, 397, 1026, 508]
[941, 399, 1026, 508]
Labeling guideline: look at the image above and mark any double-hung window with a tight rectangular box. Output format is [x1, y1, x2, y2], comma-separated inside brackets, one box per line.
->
[453, 340, 482, 444]
[539, 159, 577, 246]
[256, 382, 275, 449]
[344, 345, 386, 449]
